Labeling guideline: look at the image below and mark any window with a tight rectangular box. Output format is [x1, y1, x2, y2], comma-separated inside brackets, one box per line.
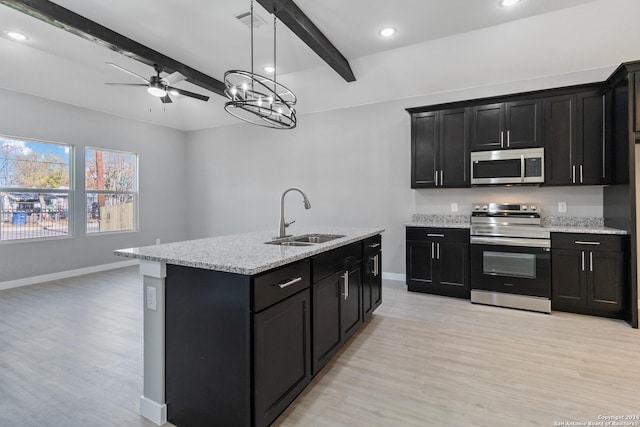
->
[85, 147, 137, 234]
[0, 136, 71, 241]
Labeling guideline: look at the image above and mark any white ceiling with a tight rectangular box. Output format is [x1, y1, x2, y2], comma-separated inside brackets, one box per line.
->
[0, 0, 601, 131]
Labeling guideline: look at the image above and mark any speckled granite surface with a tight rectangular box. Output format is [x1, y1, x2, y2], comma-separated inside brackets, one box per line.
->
[407, 214, 470, 229]
[114, 226, 384, 275]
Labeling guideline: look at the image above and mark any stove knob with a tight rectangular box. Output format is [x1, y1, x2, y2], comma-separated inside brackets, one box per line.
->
[473, 205, 481, 211]
[530, 205, 537, 211]
[522, 205, 528, 211]
[482, 205, 488, 211]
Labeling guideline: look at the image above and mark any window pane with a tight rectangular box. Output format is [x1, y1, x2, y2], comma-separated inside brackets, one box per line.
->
[1, 137, 70, 190]
[1, 192, 69, 241]
[86, 193, 134, 233]
[85, 148, 136, 191]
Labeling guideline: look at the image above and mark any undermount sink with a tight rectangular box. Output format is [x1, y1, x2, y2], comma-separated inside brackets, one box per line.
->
[265, 233, 346, 246]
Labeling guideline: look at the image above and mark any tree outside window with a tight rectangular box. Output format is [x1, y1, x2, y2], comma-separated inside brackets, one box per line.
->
[85, 147, 138, 233]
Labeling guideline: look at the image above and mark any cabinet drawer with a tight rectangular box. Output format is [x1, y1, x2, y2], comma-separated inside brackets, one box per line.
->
[406, 227, 469, 243]
[312, 242, 363, 283]
[551, 233, 626, 252]
[362, 235, 382, 258]
[253, 259, 311, 312]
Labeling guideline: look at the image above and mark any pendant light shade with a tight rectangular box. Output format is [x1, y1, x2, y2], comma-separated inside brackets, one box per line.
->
[224, 0, 297, 129]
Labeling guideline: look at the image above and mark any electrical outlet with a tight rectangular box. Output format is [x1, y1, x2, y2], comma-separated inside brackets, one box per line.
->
[155, 238, 161, 245]
[558, 202, 567, 213]
[451, 203, 458, 212]
[146, 286, 157, 311]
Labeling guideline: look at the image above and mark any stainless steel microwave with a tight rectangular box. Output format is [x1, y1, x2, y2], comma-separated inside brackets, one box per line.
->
[470, 147, 544, 185]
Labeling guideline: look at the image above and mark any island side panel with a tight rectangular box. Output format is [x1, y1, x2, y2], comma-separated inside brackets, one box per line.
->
[165, 264, 252, 427]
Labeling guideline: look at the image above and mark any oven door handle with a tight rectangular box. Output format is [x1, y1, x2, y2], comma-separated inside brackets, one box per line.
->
[470, 236, 551, 249]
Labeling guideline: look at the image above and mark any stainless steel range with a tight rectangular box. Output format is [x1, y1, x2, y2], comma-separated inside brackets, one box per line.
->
[470, 202, 551, 313]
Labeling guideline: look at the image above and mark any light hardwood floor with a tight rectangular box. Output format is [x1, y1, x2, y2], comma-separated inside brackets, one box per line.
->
[1, 267, 639, 427]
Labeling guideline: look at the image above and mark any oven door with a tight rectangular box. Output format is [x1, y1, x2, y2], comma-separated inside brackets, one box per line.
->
[470, 241, 551, 298]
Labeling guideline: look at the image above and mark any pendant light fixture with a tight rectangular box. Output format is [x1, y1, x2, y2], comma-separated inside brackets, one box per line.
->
[224, 0, 297, 129]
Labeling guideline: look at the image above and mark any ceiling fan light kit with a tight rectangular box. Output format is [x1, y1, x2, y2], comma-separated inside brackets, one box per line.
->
[224, 0, 297, 129]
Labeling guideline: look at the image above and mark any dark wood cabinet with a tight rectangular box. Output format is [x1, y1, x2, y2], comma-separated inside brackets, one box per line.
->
[254, 289, 311, 427]
[551, 233, 626, 318]
[311, 242, 364, 374]
[406, 227, 470, 299]
[410, 108, 469, 188]
[544, 90, 609, 185]
[362, 235, 382, 321]
[470, 99, 542, 151]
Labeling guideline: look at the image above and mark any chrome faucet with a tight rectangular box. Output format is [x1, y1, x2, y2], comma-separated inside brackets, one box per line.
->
[279, 188, 311, 238]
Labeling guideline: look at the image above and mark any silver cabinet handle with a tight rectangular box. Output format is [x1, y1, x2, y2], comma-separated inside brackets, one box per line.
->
[427, 233, 445, 237]
[434, 170, 438, 186]
[590, 251, 593, 272]
[278, 277, 302, 289]
[580, 164, 584, 184]
[507, 130, 511, 148]
[368, 243, 381, 249]
[500, 131, 504, 148]
[343, 271, 349, 300]
[440, 170, 443, 186]
[581, 251, 585, 271]
[431, 242, 435, 259]
[436, 242, 440, 260]
[574, 241, 601, 245]
[572, 165, 576, 184]
[373, 254, 379, 277]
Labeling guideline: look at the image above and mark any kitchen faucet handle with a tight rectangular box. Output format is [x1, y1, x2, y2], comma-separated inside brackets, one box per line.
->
[285, 220, 295, 228]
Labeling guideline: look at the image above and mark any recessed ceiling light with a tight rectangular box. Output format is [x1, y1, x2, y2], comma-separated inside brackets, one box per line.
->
[4, 31, 28, 41]
[264, 66, 275, 73]
[500, 0, 521, 6]
[379, 27, 396, 38]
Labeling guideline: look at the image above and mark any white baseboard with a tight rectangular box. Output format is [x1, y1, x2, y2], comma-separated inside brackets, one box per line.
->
[139, 395, 167, 425]
[0, 259, 139, 291]
[382, 272, 406, 282]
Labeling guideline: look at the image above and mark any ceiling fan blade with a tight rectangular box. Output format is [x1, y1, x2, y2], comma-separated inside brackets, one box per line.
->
[105, 83, 148, 87]
[167, 86, 210, 102]
[106, 62, 150, 83]
[165, 71, 186, 85]
[160, 95, 173, 104]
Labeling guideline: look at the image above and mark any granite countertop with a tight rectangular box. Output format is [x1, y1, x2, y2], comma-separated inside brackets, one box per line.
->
[114, 226, 385, 276]
[406, 214, 627, 235]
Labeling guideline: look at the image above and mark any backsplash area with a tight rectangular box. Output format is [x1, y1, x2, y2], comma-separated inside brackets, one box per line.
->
[412, 185, 603, 218]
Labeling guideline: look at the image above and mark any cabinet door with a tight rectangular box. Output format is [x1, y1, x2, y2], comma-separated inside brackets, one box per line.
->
[471, 103, 504, 151]
[577, 91, 607, 185]
[439, 108, 470, 187]
[551, 249, 587, 310]
[371, 251, 382, 311]
[312, 271, 343, 374]
[588, 251, 624, 313]
[438, 241, 470, 299]
[411, 112, 438, 188]
[362, 254, 373, 318]
[341, 265, 363, 342]
[505, 99, 542, 148]
[544, 94, 576, 185]
[406, 241, 435, 291]
[254, 289, 312, 427]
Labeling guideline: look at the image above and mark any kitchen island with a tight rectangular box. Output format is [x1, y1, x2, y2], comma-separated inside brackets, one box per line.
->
[115, 226, 384, 427]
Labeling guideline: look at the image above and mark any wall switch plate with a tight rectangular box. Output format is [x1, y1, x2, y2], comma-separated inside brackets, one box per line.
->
[155, 238, 161, 245]
[558, 202, 567, 213]
[146, 286, 157, 311]
[451, 203, 458, 212]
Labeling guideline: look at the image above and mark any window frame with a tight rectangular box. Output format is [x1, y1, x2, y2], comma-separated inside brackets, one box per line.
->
[84, 146, 139, 235]
[0, 134, 74, 244]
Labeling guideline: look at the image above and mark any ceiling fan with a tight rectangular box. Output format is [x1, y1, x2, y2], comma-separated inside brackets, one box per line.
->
[105, 62, 210, 103]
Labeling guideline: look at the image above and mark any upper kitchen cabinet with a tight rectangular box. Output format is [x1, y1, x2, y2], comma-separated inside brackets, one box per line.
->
[410, 108, 470, 188]
[544, 89, 610, 186]
[470, 99, 543, 151]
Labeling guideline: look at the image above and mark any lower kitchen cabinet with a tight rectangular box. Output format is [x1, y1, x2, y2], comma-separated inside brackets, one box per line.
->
[551, 233, 626, 318]
[312, 242, 363, 374]
[406, 227, 470, 299]
[363, 234, 382, 320]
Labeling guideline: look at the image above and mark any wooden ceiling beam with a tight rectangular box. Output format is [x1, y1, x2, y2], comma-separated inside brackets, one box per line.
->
[0, 0, 227, 97]
[256, 0, 356, 82]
